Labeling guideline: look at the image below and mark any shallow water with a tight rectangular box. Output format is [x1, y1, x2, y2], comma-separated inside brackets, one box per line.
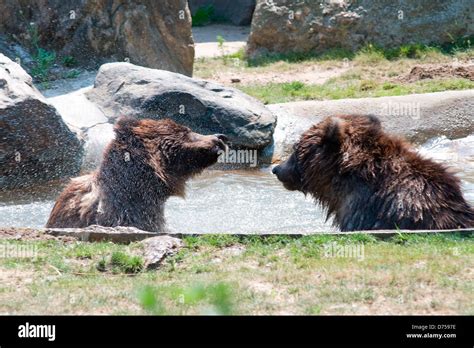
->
[0, 168, 334, 233]
[164, 169, 334, 234]
[1, 136, 473, 233]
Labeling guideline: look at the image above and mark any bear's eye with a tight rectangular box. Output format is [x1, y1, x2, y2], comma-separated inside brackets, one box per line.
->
[187, 132, 199, 142]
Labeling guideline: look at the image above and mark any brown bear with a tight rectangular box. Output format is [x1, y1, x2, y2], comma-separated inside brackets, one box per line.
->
[272, 114, 474, 231]
[46, 116, 227, 232]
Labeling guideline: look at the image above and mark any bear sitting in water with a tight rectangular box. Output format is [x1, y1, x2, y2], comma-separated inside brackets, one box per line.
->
[46, 117, 227, 232]
[272, 114, 474, 231]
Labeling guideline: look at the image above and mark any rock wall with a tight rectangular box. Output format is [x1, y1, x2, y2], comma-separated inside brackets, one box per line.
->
[0, 0, 194, 76]
[247, 0, 474, 58]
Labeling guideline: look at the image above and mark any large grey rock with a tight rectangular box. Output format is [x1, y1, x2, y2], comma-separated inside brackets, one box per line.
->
[247, 0, 474, 58]
[0, 54, 83, 189]
[86, 62, 276, 149]
[263, 90, 474, 163]
[189, 0, 255, 26]
[0, 0, 194, 76]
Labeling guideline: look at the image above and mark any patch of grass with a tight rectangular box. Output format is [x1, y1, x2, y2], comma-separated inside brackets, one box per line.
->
[282, 80, 305, 92]
[438, 35, 473, 55]
[26, 23, 57, 82]
[110, 251, 144, 274]
[192, 5, 215, 27]
[183, 234, 240, 249]
[354, 44, 387, 64]
[0, 233, 472, 314]
[138, 285, 166, 314]
[138, 282, 234, 315]
[63, 70, 80, 79]
[225, 48, 246, 61]
[217, 35, 225, 49]
[239, 78, 474, 104]
[247, 48, 355, 67]
[61, 55, 77, 67]
[30, 48, 56, 82]
[195, 35, 473, 103]
[246, 38, 473, 67]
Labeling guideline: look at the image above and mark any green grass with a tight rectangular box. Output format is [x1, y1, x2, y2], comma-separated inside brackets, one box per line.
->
[246, 38, 474, 67]
[24, 22, 81, 83]
[239, 78, 474, 104]
[30, 48, 56, 82]
[246, 48, 356, 67]
[109, 251, 144, 274]
[192, 5, 214, 27]
[61, 55, 77, 67]
[194, 37, 474, 104]
[0, 233, 472, 315]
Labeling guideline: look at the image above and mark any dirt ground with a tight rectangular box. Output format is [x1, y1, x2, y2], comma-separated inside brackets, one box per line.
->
[193, 24, 249, 58]
[192, 24, 350, 85]
[209, 64, 349, 86]
[399, 63, 474, 82]
[0, 227, 74, 242]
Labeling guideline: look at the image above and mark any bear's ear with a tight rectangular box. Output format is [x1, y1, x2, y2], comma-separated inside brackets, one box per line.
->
[114, 116, 140, 137]
[366, 114, 382, 130]
[322, 117, 343, 147]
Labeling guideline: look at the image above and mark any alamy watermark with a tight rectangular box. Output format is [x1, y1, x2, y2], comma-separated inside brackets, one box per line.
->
[217, 148, 258, 167]
[380, 101, 421, 120]
[0, 243, 38, 258]
[322, 242, 365, 261]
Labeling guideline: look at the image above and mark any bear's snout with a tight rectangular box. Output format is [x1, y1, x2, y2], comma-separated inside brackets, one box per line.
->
[214, 134, 228, 143]
[272, 153, 302, 191]
[211, 134, 228, 153]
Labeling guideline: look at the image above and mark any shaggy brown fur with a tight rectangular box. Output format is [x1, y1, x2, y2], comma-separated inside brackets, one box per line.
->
[46, 117, 227, 232]
[272, 115, 474, 231]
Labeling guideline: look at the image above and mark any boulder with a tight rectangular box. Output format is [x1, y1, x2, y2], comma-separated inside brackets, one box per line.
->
[140, 236, 184, 269]
[85, 62, 276, 149]
[247, 0, 474, 58]
[0, 54, 83, 189]
[0, 0, 194, 76]
[262, 90, 474, 163]
[189, 0, 256, 26]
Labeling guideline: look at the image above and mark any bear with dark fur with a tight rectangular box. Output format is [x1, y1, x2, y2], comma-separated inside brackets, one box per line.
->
[272, 115, 474, 231]
[46, 117, 227, 232]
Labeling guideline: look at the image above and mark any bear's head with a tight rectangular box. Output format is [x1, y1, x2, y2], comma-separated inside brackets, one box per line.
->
[110, 116, 227, 196]
[272, 114, 387, 199]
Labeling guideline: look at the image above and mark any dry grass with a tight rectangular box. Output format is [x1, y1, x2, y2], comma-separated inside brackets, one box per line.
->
[193, 46, 474, 103]
[0, 234, 472, 315]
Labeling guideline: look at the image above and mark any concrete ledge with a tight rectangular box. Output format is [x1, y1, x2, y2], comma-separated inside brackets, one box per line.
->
[44, 226, 158, 243]
[166, 228, 473, 239]
[2, 226, 471, 243]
